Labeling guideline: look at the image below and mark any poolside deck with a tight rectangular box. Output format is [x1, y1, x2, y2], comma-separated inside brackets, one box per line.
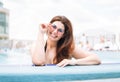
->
[0, 63, 120, 82]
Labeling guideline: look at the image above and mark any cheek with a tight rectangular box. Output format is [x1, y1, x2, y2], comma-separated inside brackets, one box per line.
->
[48, 26, 54, 32]
[58, 33, 64, 38]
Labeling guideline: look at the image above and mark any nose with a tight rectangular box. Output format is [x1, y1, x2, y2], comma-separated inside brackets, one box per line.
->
[53, 29, 58, 34]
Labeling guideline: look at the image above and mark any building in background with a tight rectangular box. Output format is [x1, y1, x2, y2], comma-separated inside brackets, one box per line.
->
[75, 28, 119, 51]
[0, 1, 10, 49]
[0, 1, 9, 40]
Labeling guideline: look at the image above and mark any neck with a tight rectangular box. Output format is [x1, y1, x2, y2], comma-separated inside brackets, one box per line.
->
[47, 39, 57, 48]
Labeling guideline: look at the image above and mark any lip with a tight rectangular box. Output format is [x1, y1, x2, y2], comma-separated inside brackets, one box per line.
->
[49, 32, 57, 38]
[51, 34, 57, 38]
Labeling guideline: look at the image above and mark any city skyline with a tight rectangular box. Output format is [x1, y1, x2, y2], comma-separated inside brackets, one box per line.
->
[1, 0, 120, 40]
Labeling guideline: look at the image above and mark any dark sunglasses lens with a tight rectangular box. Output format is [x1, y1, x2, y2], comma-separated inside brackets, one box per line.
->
[51, 24, 64, 33]
[58, 29, 63, 33]
[52, 25, 57, 29]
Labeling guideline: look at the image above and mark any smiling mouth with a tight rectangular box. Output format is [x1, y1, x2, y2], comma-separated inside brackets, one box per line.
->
[49, 32, 57, 38]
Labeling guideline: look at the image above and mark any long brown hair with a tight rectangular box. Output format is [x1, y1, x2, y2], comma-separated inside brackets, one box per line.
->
[49, 15, 75, 64]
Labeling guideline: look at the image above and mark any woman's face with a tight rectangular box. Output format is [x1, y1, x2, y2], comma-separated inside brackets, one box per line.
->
[47, 21, 65, 42]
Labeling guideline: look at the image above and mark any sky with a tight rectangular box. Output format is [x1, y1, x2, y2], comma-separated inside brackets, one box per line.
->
[1, 0, 120, 40]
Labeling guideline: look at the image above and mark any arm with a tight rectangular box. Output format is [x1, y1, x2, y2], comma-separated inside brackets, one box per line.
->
[31, 24, 47, 66]
[57, 46, 101, 67]
[71, 46, 101, 65]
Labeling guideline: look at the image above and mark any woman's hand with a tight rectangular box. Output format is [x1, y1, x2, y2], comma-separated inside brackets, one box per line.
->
[57, 59, 77, 67]
[39, 23, 49, 34]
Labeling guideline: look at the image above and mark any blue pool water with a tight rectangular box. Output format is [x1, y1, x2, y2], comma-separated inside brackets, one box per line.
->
[0, 50, 120, 65]
[93, 51, 120, 63]
[0, 53, 8, 63]
[0, 50, 32, 65]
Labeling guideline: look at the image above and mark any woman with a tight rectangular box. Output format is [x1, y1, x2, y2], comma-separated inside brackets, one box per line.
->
[31, 15, 101, 67]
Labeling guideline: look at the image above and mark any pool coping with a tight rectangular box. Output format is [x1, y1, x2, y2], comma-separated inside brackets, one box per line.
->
[0, 63, 120, 82]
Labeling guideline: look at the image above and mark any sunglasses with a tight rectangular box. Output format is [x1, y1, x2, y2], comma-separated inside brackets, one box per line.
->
[51, 24, 64, 33]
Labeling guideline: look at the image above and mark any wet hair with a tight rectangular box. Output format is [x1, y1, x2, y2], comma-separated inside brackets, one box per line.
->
[49, 15, 75, 64]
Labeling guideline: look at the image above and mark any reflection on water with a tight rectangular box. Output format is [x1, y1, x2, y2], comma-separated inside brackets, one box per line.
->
[0, 48, 120, 66]
[93, 51, 120, 64]
[0, 48, 32, 65]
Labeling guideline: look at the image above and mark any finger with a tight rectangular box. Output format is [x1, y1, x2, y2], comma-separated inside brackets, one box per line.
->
[40, 24, 49, 33]
[61, 62, 68, 67]
[57, 60, 69, 67]
[57, 61, 64, 67]
[41, 24, 46, 29]
[48, 23, 53, 31]
[57, 60, 66, 67]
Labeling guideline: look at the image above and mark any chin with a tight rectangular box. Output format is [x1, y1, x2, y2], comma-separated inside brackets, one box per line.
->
[48, 36, 58, 41]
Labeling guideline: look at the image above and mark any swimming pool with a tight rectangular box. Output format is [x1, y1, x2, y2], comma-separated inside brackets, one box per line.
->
[0, 50, 32, 65]
[0, 51, 120, 82]
[0, 50, 120, 65]
[93, 51, 120, 63]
